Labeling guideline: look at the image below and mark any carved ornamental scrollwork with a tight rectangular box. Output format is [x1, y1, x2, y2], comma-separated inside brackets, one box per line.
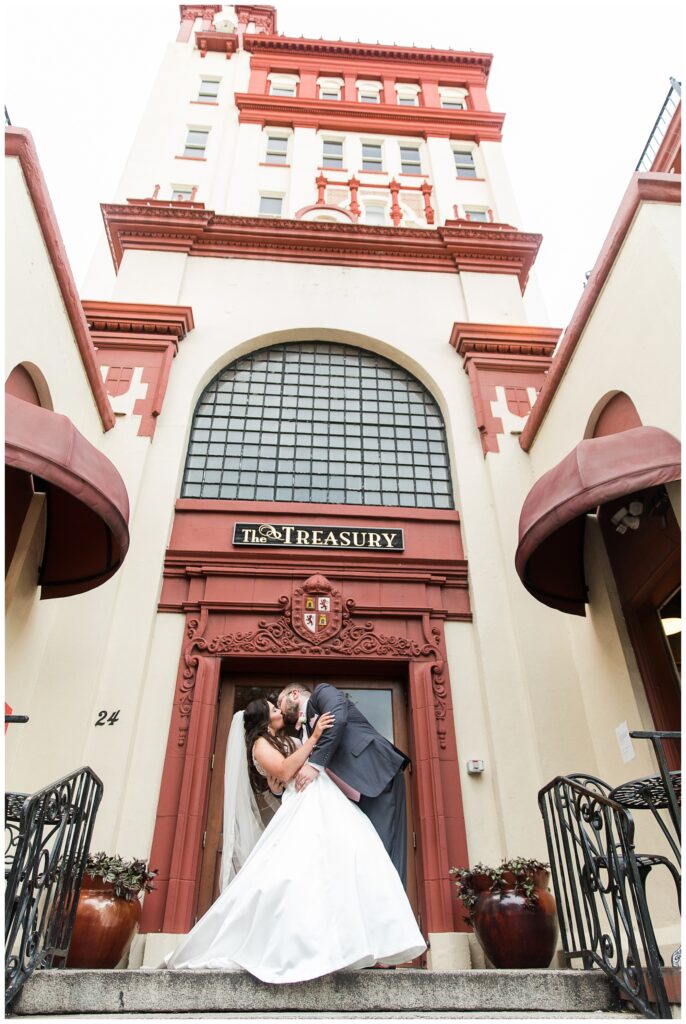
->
[177, 576, 448, 748]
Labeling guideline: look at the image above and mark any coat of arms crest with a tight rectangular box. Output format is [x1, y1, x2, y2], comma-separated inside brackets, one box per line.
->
[292, 573, 343, 645]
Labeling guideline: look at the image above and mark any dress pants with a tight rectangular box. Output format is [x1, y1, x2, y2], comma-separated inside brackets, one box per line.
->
[359, 771, 407, 887]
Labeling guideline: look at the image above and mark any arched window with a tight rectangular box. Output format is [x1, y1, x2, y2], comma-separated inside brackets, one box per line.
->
[182, 342, 453, 508]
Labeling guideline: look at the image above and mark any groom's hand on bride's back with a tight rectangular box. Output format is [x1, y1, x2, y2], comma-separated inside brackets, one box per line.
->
[295, 763, 319, 792]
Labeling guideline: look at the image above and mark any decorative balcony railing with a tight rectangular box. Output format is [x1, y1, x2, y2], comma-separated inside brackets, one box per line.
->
[635, 78, 681, 172]
[305, 173, 435, 227]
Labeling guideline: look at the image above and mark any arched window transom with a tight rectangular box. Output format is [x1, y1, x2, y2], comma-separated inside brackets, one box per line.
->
[182, 342, 453, 508]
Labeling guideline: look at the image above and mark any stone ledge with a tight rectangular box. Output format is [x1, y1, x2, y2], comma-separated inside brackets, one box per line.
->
[14, 968, 619, 1016]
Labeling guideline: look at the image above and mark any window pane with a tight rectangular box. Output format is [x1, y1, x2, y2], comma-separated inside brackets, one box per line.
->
[271, 86, 295, 96]
[181, 342, 454, 509]
[186, 130, 208, 146]
[365, 207, 386, 225]
[199, 80, 219, 99]
[259, 196, 283, 215]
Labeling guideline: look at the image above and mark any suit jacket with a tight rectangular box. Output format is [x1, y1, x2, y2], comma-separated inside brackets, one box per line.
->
[307, 683, 409, 798]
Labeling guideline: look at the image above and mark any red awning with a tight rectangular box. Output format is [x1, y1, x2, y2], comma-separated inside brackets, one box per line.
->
[515, 426, 681, 615]
[5, 393, 130, 599]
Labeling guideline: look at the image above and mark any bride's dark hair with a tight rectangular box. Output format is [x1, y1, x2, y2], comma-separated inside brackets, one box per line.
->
[244, 698, 296, 794]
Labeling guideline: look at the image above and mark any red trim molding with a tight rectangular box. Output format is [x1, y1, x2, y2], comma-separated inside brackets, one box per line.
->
[5, 128, 115, 431]
[144, 498, 471, 937]
[242, 34, 492, 77]
[101, 203, 541, 289]
[450, 322, 561, 455]
[83, 301, 195, 437]
[520, 173, 681, 451]
[234, 93, 504, 141]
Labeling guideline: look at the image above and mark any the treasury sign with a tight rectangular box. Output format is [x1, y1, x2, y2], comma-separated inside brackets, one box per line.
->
[233, 523, 404, 551]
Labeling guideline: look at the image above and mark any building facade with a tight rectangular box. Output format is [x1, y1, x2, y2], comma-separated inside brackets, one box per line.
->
[6, 6, 680, 969]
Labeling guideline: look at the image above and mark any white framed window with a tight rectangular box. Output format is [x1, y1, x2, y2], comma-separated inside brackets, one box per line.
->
[361, 142, 383, 172]
[364, 203, 387, 225]
[259, 194, 284, 217]
[464, 207, 489, 222]
[395, 83, 421, 107]
[453, 147, 478, 178]
[357, 79, 382, 104]
[171, 185, 194, 201]
[265, 134, 289, 164]
[317, 77, 343, 101]
[439, 86, 468, 110]
[183, 128, 209, 158]
[268, 73, 299, 97]
[197, 78, 220, 102]
[322, 139, 344, 169]
[400, 145, 422, 174]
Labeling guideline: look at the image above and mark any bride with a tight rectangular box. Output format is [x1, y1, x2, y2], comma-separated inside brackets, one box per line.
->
[164, 696, 426, 983]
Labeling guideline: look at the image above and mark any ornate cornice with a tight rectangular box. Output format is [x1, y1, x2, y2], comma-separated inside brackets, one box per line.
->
[243, 34, 493, 76]
[234, 93, 504, 141]
[450, 323, 561, 362]
[179, 5, 222, 21]
[82, 300, 195, 341]
[101, 203, 541, 289]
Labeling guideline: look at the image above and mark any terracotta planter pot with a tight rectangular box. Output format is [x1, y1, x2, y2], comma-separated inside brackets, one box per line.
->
[471, 869, 558, 969]
[66, 874, 141, 969]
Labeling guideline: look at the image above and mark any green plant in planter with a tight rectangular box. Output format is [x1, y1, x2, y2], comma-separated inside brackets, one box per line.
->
[449, 857, 558, 969]
[86, 852, 158, 901]
[449, 857, 550, 922]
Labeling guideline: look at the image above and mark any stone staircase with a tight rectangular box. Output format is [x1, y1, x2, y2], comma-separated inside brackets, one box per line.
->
[11, 968, 650, 1018]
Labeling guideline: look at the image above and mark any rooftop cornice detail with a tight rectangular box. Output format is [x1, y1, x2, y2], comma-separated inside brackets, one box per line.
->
[242, 34, 493, 75]
[234, 93, 504, 141]
[449, 323, 561, 360]
[101, 203, 541, 290]
[82, 300, 195, 342]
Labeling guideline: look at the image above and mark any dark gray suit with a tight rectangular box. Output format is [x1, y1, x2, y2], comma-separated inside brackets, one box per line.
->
[306, 683, 409, 884]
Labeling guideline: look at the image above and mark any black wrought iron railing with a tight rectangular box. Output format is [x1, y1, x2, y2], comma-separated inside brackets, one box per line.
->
[539, 773, 675, 1019]
[5, 766, 103, 1009]
[635, 78, 681, 172]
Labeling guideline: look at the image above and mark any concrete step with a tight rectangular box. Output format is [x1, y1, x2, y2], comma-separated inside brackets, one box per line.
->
[13, 968, 628, 1017]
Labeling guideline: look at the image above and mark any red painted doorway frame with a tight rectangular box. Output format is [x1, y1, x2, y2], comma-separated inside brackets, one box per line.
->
[142, 623, 470, 939]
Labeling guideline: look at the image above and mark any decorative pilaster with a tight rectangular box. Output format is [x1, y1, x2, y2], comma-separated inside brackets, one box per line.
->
[450, 322, 561, 455]
[83, 301, 195, 438]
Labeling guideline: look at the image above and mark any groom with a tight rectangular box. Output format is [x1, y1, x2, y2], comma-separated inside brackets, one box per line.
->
[278, 682, 410, 884]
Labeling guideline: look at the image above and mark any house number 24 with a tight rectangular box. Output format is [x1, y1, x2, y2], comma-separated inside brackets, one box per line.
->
[95, 710, 121, 726]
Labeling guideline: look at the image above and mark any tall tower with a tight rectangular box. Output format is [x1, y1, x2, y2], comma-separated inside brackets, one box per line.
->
[28, 5, 563, 965]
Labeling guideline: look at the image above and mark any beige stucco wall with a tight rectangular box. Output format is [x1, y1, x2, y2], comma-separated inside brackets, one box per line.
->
[10, 19, 679, 960]
[524, 198, 680, 789]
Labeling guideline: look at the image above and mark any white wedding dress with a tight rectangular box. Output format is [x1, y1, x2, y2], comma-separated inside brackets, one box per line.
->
[164, 770, 426, 983]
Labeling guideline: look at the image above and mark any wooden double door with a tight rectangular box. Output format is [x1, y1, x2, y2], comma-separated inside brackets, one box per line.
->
[196, 663, 418, 923]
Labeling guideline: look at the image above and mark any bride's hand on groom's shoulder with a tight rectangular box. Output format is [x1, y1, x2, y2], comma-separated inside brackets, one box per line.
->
[313, 712, 335, 740]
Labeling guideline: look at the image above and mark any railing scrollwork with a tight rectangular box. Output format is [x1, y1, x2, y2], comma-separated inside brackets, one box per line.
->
[5, 767, 103, 1009]
[539, 773, 676, 1019]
